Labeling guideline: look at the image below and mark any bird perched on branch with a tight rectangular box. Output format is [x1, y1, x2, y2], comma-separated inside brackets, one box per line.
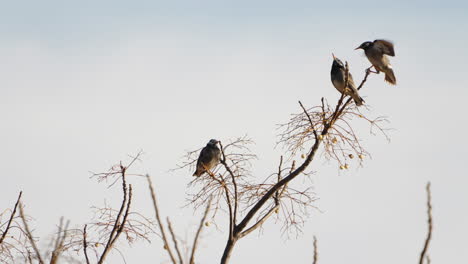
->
[355, 39, 396, 85]
[331, 53, 364, 106]
[193, 139, 221, 177]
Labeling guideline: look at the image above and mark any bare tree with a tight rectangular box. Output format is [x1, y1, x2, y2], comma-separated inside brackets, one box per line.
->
[1, 153, 154, 264]
[173, 64, 392, 263]
[62, 152, 155, 263]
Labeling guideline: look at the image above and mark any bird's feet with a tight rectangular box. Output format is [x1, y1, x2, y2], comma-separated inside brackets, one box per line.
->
[365, 66, 379, 74]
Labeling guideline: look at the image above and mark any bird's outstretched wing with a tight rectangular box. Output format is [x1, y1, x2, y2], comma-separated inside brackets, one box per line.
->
[374, 39, 395, 56]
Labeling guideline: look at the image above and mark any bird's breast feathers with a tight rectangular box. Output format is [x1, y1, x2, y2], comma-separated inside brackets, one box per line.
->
[332, 79, 345, 91]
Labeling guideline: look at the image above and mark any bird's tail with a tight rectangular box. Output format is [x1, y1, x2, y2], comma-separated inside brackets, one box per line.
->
[352, 94, 365, 106]
[384, 68, 397, 85]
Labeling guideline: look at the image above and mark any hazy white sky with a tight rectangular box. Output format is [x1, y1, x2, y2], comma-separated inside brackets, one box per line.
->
[1, 0, 468, 263]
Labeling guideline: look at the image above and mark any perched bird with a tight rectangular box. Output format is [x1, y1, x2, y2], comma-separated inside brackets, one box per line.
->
[355, 39, 397, 85]
[193, 139, 221, 177]
[331, 53, 364, 106]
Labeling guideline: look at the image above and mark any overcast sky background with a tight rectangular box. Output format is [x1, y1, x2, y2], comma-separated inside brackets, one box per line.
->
[1, 0, 468, 263]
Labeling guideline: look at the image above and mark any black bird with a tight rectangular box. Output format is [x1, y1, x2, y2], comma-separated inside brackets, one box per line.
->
[193, 139, 221, 177]
[331, 53, 364, 106]
[355, 39, 396, 85]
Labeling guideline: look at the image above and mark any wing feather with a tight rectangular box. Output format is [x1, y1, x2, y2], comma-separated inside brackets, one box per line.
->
[374, 39, 395, 56]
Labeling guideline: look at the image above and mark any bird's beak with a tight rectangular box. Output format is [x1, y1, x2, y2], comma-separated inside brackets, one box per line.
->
[354, 46, 360, 50]
[332, 53, 336, 59]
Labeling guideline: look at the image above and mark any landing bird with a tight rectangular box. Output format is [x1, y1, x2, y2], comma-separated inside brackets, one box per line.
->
[355, 39, 397, 85]
[331, 53, 364, 106]
[193, 139, 221, 177]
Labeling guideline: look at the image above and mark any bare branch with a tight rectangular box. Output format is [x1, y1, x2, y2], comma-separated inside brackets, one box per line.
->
[235, 132, 322, 234]
[312, 236, 318, 264]
[299, 101, 318, 139]
[50, 217, 69, 264]
[0, 191, 22, 244]
[146, 175, 177, 264]
[219, 141, 239, 231]
[98, 165, 133, 264]
[239, 204, 279, 239]
[190, 198, 212, 264]
[207, 170, 234, 238]
[419, 182, 433, 264]
[19, 203, 44, 264]
[83, 225, 90, 264]
[167, 218, 183, 264]
[274, 156, 284, 203]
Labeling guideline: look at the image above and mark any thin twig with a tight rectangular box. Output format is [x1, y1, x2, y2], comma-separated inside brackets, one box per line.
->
[98, 166, 131, 264]
[110, 185, 132, 246]
[0, 191, 22, 244]
[167, 218, 183, 264]
[299, 101, 318, 139]
[419, 182, 433, 264]
[83, 225, 90, 264]
[50, 217, 69, 264]
[312, 236, 318, 264]
[219, 142, 239, 229]
[146, 175, 177, 264]
[19, 203, 44, 264]
[206, 170, 234, 239]
[190, 197, 212, 264]
[274, 156, 284, 203]
[239, 204, 280, 239]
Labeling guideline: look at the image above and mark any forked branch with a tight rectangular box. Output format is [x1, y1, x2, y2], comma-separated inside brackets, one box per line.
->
[146, 175, 178, 264]
[97, 166, 133, 264]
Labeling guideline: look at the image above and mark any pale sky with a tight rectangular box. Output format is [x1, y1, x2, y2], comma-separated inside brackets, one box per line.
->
[1, 0, 468, 263]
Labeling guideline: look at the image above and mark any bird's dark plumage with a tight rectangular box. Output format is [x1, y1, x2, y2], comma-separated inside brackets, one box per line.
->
[331, 54, 364, 106]
[355, 39, 397, 85]
[193, 139, 221, 177]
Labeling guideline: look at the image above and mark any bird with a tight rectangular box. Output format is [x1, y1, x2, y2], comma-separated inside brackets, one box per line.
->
[193, 139, 221, 177]
[331, 53, 364, 106]
[355, 39, 397, 85]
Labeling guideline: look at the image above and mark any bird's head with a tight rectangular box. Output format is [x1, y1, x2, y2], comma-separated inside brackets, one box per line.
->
[331, 53, 344, 69]
[208, 139, 219, 146]
[355, 41, 372, 51]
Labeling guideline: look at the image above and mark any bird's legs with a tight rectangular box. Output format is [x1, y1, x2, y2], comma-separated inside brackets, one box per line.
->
[366, 65, 379, 74]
